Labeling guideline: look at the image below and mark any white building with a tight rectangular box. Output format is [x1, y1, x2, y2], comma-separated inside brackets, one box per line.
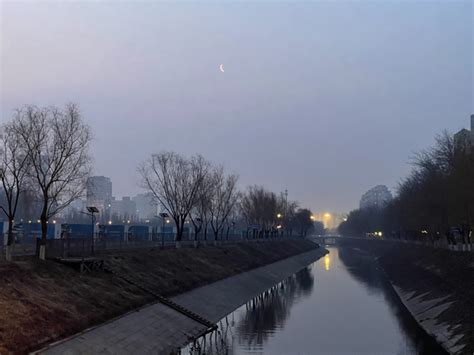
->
[360, 185, 392, 210]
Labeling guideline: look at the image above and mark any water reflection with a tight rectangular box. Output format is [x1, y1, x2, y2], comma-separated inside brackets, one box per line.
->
[182, 247, 446, 355]
[236, 267, 314, 347]
[324, 253, 330, 271]
[184, 267, 315, 355]
[337, 247, 446, 355]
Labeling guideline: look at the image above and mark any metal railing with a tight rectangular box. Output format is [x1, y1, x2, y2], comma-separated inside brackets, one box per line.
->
[337, 235, 473, 252]
[0, 232, 306, 261]
[61, 235, 301, 258]
[0, 242, 37, 261]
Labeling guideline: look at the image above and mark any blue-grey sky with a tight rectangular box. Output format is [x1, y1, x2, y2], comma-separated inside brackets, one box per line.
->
[1, 0, 472, 214]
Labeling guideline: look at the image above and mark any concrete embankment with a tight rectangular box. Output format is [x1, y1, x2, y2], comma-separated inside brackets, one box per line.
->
[339, 238, 474, 355]
[39, 246, 328, 355]
[0, 239, 319, 354]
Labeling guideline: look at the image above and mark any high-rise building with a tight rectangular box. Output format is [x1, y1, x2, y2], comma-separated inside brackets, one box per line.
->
[454, 128, 471, 151]
[454, 114, 474, 152]
[471, 114, 474, 145]
[360, 185, 392, 210]
[111, 196, 137, 221]
[86, 176, 113, 218]
[133, 193, 157, 220]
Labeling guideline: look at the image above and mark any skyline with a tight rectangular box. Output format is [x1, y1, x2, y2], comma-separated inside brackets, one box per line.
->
[1, 0, 472, 214]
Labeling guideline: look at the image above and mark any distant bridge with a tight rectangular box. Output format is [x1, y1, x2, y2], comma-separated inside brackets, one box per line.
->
[310, 235, 340, 246]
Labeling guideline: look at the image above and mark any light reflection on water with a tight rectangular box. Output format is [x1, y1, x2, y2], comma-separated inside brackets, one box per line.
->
[181, 247, 445, 355]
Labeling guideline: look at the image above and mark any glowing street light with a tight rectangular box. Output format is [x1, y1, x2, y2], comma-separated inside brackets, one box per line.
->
[159, 212, 169, 249]
[277, 213, 283, 219]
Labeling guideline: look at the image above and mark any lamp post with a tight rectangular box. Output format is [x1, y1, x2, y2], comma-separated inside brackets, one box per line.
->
[159, 212, 169, 249]
[85, 207, 99, 255]
[277, 213, 283, 238]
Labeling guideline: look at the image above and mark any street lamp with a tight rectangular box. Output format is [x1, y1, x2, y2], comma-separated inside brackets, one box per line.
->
[277, 213, 284, 237]
[85, 207, 99, 255]
[159, 212, 169, 249]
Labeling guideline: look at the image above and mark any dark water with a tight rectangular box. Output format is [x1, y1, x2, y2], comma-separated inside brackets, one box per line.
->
[182, 246, 445, 355]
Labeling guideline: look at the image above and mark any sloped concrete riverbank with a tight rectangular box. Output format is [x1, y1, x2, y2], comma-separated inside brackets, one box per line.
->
[338, 238, 474, 355]
[0, 240, 317, 354]
[38, 246, 328, 355]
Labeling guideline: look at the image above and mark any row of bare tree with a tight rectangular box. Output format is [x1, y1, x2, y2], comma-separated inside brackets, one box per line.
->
[0, 104, 92, 260]
[139, 152, 239, 241]
[139, 153, 319, 241]
[1, 104, 318, 259]
[339, 131, 474, 243]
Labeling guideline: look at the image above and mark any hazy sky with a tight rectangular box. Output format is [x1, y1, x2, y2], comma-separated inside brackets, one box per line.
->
[1, 0, 472, 214]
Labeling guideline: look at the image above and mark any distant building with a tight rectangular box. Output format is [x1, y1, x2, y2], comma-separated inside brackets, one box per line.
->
[454, 128, 471, 152]
[360, 185, 392, 210]
[454, 114, 474, 152]
[132, 193, 157, 220]
[111, 196, 137, 221]
[86, 176, 112, 206]
[86, 176, 113, 221]
[472, 114, 474, 145]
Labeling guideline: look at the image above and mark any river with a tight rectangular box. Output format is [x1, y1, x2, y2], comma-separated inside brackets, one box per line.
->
[181, 246, 446, 355]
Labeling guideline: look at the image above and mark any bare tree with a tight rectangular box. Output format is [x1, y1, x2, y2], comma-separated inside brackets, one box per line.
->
[189, 174, 213, 243]
[241, 186, 278, 234]
[139, 152, 208, 242]
[208, 166, 239, 241]
[14, 104, 92, 259]
[0, 120, 30, 261]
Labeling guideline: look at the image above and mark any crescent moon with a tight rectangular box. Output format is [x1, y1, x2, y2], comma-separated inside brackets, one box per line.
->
[219, 64, 225, 73]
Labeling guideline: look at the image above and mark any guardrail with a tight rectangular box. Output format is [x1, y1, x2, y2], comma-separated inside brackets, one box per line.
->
[0, 234, 306, 261]
[44, 235, 305, 259]
[337, 236, 473, 252]
[0, 243, 37, 261]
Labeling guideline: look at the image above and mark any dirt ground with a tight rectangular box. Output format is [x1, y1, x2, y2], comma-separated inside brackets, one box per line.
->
[0, 239, 317, 354]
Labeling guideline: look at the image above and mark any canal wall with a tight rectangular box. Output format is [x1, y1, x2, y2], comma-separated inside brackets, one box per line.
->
[38, 246, 328, 355]
[339, 238, 474, 355]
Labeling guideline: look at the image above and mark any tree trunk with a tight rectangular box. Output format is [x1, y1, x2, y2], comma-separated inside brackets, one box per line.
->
[175, 218, 182, 242]
[7, 218, 14, 246]
[5, 217, 14, 261]
[39, 214, 48, 260]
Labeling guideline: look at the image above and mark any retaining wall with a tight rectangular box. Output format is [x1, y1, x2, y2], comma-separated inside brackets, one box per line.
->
[339, 237, 474, 355]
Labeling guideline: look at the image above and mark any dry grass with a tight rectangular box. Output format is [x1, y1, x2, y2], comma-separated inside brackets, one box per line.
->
[0, 240, 317, 354]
